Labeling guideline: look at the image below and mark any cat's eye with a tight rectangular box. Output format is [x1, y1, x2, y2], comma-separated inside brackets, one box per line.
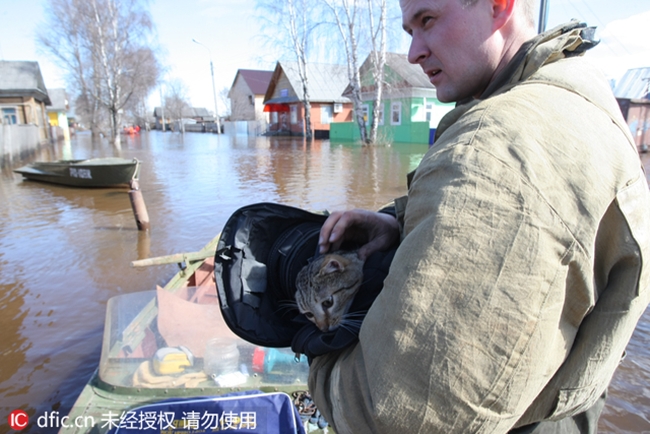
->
[305, 312, 314, 319]
[322, 297, 334, 309]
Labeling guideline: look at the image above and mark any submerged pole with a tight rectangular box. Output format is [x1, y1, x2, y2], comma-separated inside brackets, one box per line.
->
[129, 179, 150, 231]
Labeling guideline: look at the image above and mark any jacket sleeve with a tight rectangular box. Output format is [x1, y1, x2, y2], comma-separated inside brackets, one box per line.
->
[308, 141, 596, 433]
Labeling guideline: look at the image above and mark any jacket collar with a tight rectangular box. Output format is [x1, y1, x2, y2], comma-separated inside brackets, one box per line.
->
[481, 20, 599, 99]
[432, 21, 598, 144]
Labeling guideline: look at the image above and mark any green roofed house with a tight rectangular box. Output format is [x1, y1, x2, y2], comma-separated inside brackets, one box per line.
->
[331, 52, 454, 144]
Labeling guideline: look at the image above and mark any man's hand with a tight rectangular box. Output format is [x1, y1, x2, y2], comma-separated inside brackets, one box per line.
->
[318, 209, 400, 260]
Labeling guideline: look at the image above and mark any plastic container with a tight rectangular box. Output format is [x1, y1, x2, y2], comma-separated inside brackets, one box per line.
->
[203, 338, 240, 378]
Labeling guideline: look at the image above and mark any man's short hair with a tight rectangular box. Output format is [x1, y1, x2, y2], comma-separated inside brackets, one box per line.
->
[461, 0, 536, 28]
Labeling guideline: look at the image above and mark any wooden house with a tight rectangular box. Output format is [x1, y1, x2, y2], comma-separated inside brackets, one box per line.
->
[46, 88, 71, 141]
[0, 60, 51, 142]
[228, 69, 273, 122]
[331, 52, 454, 144]
[614, 67, 650, 152]
[153, 106, 216, 131]
[263, 61, 353, 138]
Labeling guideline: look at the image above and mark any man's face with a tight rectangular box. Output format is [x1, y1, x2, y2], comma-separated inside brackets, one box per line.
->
[401, 0, 500, 102]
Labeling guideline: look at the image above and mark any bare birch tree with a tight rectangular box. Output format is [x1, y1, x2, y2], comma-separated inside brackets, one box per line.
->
[255, 0, 319, 140]
[322, 0, 387, 145]
[323, 0, 367, 143]
[219, 87, 232, 120]
[366, 0, 387, 144]
[38, 0, 160, 147]
[287, 0, 313, 140]
[164, 79, 191, 134]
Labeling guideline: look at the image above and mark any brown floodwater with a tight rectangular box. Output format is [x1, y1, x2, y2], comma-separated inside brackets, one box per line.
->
[0, 131, 648, 433]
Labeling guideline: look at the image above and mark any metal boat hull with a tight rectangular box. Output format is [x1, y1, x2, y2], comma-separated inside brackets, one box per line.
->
[13, 158, 139, 187]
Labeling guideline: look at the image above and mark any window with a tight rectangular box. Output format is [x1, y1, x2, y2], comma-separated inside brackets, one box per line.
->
[391, 102, 401, 125]
[366, 104, 384, 125]
[2, 108, 18, 124]
[424, 98, 434, 123]
[290, 105, 298, 124]
[280, 88, 289, 98]
[321, 105, 333, 124]
[360, 104, 370, 125]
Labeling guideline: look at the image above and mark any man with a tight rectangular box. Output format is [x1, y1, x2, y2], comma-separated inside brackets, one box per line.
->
[305, 0, 650, 432]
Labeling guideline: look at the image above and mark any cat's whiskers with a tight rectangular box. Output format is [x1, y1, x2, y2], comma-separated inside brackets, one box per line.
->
[337, 320, 364, 334]
[342, 311, 368, 319]
[274, 300, 299, 315]
[341, 316, 364, 325]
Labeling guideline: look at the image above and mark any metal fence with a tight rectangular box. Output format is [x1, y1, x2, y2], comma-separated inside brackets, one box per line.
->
[223, 120, 268, 136]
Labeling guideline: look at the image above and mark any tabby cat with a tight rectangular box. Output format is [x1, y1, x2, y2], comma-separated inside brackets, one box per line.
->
[295, 251, 364, 332]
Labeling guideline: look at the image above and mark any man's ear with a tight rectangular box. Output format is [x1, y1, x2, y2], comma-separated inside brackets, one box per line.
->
[491, 0, 516, 30]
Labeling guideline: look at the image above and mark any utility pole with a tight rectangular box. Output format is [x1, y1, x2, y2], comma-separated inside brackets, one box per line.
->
[538, 0, 549, 33]
[192, 38, 221, 134]
[160, 86, 166, 132]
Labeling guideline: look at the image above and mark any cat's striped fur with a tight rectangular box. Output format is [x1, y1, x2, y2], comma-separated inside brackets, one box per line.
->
[295, 251, 364, 332]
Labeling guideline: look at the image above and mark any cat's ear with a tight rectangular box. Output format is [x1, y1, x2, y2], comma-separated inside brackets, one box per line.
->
[320, 258, 345, 275]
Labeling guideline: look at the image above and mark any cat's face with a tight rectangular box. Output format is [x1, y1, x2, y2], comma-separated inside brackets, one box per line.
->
[294, 251, 364, 332]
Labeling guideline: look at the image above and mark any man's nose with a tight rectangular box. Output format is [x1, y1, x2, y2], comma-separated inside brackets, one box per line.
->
[407, 33, 429, 65]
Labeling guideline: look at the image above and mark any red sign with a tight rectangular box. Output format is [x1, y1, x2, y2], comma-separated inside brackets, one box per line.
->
[8, 410, 29, 431]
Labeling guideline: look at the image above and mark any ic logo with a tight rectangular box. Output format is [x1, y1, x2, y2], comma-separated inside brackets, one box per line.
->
[8, 410, 29, 431]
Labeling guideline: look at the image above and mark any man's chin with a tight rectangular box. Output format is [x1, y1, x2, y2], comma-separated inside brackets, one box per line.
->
[435, 90, 456, 104]
[433, 82, 455, 103]
[436, 86, 475, 104]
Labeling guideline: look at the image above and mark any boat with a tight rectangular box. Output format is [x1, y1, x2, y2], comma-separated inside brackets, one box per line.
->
[61, 234, 329, 434]
[13, 158, 140, 187]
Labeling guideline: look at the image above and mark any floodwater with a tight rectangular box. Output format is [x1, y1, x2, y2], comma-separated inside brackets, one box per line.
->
[0, 131, 648, 433]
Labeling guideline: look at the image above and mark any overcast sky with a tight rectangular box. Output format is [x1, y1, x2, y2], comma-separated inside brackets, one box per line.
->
[1, 0, 648, 114]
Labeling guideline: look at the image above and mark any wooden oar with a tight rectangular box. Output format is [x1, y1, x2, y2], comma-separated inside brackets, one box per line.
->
[131, 250, 213, 268]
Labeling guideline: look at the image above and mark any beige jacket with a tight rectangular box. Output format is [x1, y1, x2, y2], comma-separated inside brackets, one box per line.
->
[309, 22, 650, 433]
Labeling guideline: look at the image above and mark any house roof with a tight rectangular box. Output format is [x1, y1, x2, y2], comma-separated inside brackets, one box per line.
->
[235, 69, 274, 95]
[264, 61, 352, 104]
[47, 88, 68, 112]
[383, 52, 434, 89]
[614, 67, 650, 100]
[192, 107, 211, 117]
[343, 52, 434, 97]
[0, 60, 51, 105]
[153, 106, 214, 119]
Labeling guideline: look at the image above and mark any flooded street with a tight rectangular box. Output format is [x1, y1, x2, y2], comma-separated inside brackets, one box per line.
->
[0, 131, 648, 433]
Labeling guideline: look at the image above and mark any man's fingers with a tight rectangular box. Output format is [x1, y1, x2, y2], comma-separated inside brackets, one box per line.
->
[319, 211, 346, 253]
[318, 209, 398, 256]
[358, 235, 389, 260]
[318, 210, 363, 253]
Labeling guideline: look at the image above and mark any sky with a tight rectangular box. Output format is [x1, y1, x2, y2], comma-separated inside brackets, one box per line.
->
[0, 0, 649, 115]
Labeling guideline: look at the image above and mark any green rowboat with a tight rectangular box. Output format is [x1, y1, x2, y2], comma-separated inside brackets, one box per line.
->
[61, 235, 329, 433]
[14, 158, 140, 187]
